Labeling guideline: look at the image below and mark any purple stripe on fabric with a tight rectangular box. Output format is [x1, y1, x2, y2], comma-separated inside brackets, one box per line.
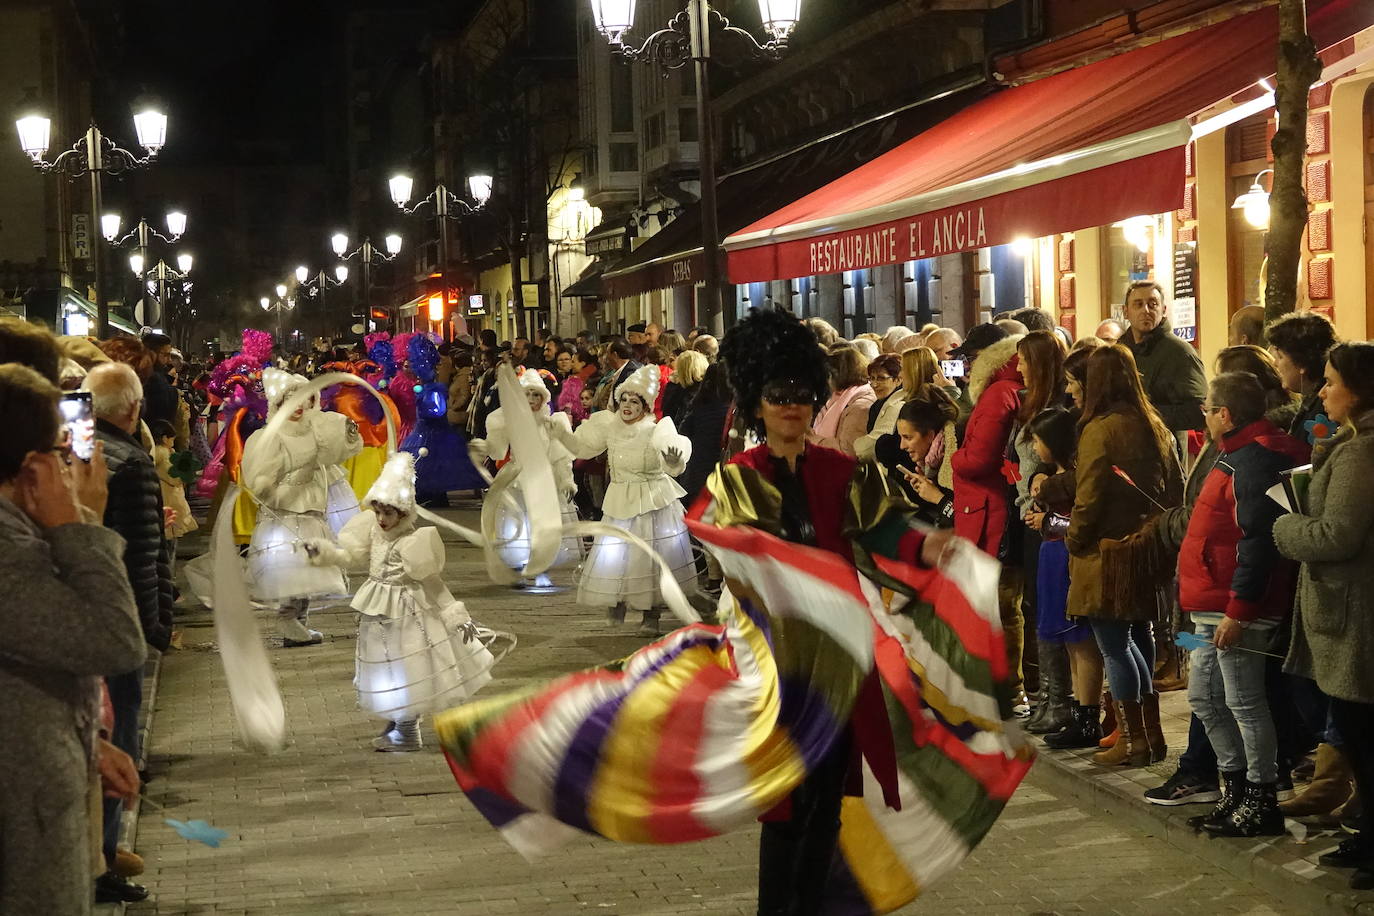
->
[551, 627, 727, 832]
[735, 595, 775, 649]
[906, 667, 983, 743]
[777, 673, 846, 767]
[463, 785, 534, 831]
[820, 848, 878, 916]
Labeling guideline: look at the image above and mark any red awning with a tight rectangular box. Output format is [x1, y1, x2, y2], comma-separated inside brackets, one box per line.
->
[725, 0, 1368, 283]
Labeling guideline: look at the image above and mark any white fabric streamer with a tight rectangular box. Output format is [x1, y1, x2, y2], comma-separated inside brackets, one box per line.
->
[211, 484, 287, 753]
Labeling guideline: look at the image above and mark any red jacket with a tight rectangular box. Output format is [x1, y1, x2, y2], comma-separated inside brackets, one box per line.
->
[725, 443, 856, 562]
[951, 342, 1023, 557]
[1178, 418, 1310, 621]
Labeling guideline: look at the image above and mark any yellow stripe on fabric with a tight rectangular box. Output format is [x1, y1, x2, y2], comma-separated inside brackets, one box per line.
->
[727, 586, 809, 813]
[232, 487, 257, 544]
[588, 638, 728, 843]
[837, 796, 921, 913]
[905, 655, 1004, 734]
[344, 445, 388, 501]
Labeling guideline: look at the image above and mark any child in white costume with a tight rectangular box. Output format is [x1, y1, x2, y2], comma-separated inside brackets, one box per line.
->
[306, 451, 502, 752]
[481, 369, 583, 588]
[550, 364, 697, 636]
[240, 369, 363, 646]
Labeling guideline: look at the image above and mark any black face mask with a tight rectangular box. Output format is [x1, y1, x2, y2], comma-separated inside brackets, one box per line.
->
[760, 379, 815, 407]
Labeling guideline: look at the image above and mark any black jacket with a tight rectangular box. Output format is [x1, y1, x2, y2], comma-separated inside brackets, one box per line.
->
[678, 399, 731, 506]
[96, 419, 174, 652]
[142, 369, 180, 430]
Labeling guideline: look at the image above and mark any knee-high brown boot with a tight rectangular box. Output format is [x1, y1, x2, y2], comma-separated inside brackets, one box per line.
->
[1280, 744, 1354, 817]
[1141, 692, 1168, 763]
[1093, 700, 1151, 767]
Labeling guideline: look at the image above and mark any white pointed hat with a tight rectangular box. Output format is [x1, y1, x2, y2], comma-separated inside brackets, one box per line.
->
[364, 450, 417, 513]
[614, 364, 660, 407]
[518, 367, 551, 403]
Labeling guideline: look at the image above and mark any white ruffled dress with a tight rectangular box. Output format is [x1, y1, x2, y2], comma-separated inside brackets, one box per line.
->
[484, 407, 583, 571]
[328, 510, 498, 721]
[240, 411, 362, 602]
[560, 411, 698, 610]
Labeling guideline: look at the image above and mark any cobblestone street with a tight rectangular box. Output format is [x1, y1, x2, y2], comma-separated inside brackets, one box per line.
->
[130, 509, 1303, 916]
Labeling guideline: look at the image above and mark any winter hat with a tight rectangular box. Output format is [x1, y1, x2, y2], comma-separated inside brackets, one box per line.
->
[518, 367, 551, 407]
[263, 368, 309, 416]
[364, 450, 417, 514]
[615, 364, 660, 407]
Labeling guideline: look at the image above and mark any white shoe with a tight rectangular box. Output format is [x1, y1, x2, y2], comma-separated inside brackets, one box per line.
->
[373, 720, 422, 752]
[279, 616, 321, 647]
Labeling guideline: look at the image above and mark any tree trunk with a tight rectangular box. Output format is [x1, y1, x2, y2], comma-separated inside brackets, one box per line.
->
[1264, 0, 1324, 322]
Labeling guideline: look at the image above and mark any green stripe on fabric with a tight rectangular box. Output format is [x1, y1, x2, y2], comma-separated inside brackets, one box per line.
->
[768, 614, 868, 718]
[884, 685, 1008, 846]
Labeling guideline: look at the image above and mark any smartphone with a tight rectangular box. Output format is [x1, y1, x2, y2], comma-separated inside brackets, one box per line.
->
[940, 359, 966, 380]
[59, 391, 95, 462]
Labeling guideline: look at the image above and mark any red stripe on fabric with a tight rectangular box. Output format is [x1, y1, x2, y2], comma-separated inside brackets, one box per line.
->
[687, 515, 865, 602]
[873, 553, 1008, 681]
[465, 670, 621, 794]
[643, 661, 736, 843]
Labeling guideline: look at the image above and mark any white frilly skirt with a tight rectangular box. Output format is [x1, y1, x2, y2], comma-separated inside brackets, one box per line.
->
[576, 502, 698, 611]
[247, 511, 347, 602]
[325, 475, 361, 536]
[355, 600, 498, 721]
[494, 491, 584, 571]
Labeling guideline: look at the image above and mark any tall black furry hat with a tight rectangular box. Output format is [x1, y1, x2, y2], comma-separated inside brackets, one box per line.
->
[719, 307, 829, 437]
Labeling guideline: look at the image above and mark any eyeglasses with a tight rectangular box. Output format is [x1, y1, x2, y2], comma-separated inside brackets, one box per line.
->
[1201, 404, 1224, 414]
[869, 375, 893, 383]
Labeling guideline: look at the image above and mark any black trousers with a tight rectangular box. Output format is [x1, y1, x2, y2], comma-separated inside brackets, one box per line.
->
[1328, 698, 1374, 837]
[756, 731, 852, 916]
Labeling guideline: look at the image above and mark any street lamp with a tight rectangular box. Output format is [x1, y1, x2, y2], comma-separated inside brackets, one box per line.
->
[295, 264, 351, 337]
[1232, 169, 1273, 230]
[333, 232, 403, 331]
[15, 93, 167, 337]
[105, 212, 188, 303]
[589, 0, 800, 334]
[389, 172, 489, 339]
[131, 254, 192, 329]
[261, 289, 295, 349]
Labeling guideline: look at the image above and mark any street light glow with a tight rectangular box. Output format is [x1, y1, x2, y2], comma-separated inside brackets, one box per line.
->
[260, 296, 270, 310]
[468, 174, 493, 206]
[275, 283, 288, 298]
[1231, 170, 1273, 230]
[331, 233, 349, 256]
[385, 234, 403, 255]
[296, 265, 309, 284]
[334, 265, 349, 283]
[590, 0, 637, 40]
[15, 114, 51, 159]
[165, 210, 187, 238]
[177, 253, 193, 273]
[389, 174, 414, 206]
[132, 108, 168, 152]
[129, 253, 144, 276]
[101, 213, 122, 241]
[757, 0, 802, 39]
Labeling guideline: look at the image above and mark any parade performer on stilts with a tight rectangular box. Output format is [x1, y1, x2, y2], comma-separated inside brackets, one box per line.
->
[241, 368, 363, 646]
[430, 308, 1033, 916]
[548, 363, 697, 636]
[478, 368, 582, 589]
[305, 451, 511, 751]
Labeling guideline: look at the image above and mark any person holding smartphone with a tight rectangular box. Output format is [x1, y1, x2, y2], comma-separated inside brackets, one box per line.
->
[0, 363, 148, 913]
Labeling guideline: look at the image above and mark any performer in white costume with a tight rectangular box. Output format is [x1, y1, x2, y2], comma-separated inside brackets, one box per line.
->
[550, 364, 697, 636]
[480, 369, 583, 589]
[306, 452, 504, 751]
[240, 369, 363, 646]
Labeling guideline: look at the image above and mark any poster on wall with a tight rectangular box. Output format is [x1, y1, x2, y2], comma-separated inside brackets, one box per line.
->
[72, 214, 91, 260]
[1172, 243, 1197, 343]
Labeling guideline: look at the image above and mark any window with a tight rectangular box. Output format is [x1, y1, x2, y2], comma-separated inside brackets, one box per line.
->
[842, 269, 874, 338]
[678, 107, 698, 142]
[645, 112, 666, 150]
[610, 63, 634, 133]
[609, 142, 638, 172]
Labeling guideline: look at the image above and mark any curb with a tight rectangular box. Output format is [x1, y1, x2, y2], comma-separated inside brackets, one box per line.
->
[1031, 739, 1374, 915]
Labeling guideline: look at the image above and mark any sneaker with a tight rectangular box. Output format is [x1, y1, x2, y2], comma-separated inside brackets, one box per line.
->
[1145, 770, 1222, 806]
[1318, 836, 1371, 868]
[95, 872, 149, 904]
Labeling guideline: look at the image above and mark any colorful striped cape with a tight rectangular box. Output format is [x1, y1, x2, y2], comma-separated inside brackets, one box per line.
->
[433, 516, 1033, 914]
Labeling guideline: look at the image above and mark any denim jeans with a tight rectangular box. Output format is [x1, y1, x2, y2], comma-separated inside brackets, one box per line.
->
[1187, 623, 1277, 785]
[1090, 619, 1155, 703]
[1177, 713, 1219, 782]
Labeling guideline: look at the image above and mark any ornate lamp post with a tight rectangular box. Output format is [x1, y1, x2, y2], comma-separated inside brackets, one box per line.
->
[295, 264, 350, 337]
[589, 0, 800, 333]
[15, 97, 168, 337]
[332, 232, 403, 331]
[130, 253, 192, 329]
[105, 211, 187, 320]
[388, 174, 490, 338]
[261, 285, 296, 349]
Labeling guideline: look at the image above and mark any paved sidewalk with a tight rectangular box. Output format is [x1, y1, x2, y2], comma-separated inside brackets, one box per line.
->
[130, 509, 1302, 915]
[1031, 689, 1374, 915]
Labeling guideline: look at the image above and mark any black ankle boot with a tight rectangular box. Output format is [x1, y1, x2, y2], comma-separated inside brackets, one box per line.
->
[1188, 770, 1246, 831]
[1205, 781, 1285, 837]
[1043, 703, 1102, 750]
